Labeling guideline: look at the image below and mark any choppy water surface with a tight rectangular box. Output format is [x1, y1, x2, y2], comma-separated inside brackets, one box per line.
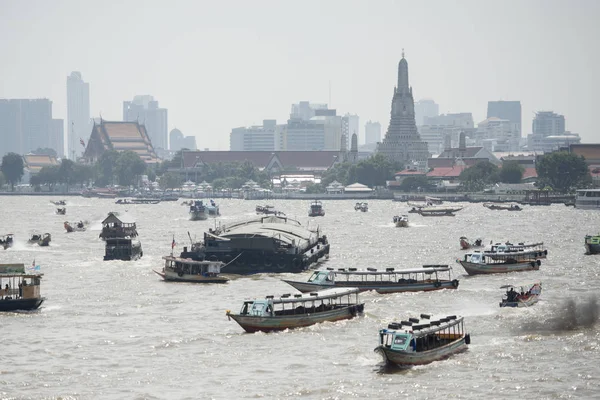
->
[1, 197, 600, 399]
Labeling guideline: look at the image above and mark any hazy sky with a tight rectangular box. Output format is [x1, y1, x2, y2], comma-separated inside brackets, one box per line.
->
[1, 0, 598, 149]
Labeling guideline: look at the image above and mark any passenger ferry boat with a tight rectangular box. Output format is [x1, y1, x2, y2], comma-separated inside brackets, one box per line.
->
[0, 264, 45, 312]
[308, 200, 325, 217]
[375, 314, 470, 367]
[226, 287, 363, 333]
[154, 256, 228, 283]
[189, 200, 208, 221]
[485, 242, 548, 259]
[0, 234, 14, 250]
[409, 205, 463, 217]
[499, 282, 542, 308]
[575, 189, 600, 209]
[585, 234, 600, 254]
[458, 251, 541, 275]
[483, 202, 522, 211]
[393, 215, 408, 227]
[28, 233, 51, 247]
[283, 266, 458, 294]
[103, 238, 143, 261]
[99, 212, 138, 240]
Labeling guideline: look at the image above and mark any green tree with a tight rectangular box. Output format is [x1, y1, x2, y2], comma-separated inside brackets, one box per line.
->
[95, 150, 120, 187]
[536, 151, 591, 192]
[304, 182, 325, 194]
[115, 151, 147, 186]
[31, 165, 60, 191]
[398, 175, 433, 192]
[499, 161, 524, 183]
[160, 172, 182, 189]
[32, 147, 58, 157]
[58, 159, 76, 191]
[459, 161, 499, 192]
[0, 171, 5, 189]
[1, 152, 25, 191]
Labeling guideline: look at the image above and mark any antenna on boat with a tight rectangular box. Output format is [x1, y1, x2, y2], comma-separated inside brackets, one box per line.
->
[187, 231, 193, 246]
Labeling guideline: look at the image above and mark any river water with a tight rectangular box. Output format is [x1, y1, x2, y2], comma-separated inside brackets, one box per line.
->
[1, 196, 599, 399]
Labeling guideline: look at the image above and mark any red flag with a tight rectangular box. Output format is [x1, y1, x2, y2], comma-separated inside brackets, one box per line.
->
[80, 138, 85, 147]
[171, 237, 176, 249]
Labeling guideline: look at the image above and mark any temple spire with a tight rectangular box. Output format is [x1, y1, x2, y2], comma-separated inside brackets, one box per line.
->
[397, 51, 409, 91]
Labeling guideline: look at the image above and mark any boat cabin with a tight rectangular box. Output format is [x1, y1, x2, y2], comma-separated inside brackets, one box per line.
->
[576, 189, 600, 210]
[238, 287, 360, 317]
[0, 264, 43, 301]
[379, 314, 467, 353]
[308, 266, 453, 286]
[104, 238, 143, 261]
[163, 256, 222, 277]
[100, 212, 138, 239]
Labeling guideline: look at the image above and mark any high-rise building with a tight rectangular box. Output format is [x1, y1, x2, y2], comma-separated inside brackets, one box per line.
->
[170, 128, 197, 152]
[365, 121, 381, 145]
[50, 119, 65, 157]
[341, 113, 359, 147]
[0, 99, 64, 157]
[532, 111, 565, 137]
[123, 95, 168, 150]
[230, 120, 278, 151]
[414, 99, 439, 126]
[66, 72, 91, 159]
[423, 113, 474, 129]
[376, 53, 430, 169]
[487, 100, 522, 137]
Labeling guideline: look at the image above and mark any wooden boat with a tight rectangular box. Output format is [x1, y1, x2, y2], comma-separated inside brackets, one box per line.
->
[483, 202, 522, 211]
[189, 200, 208, 221]
[256, 205, 285, 216]
[375, 314, 470, 367]
[206, 200, 220, 216]
[226, 287, 363, 333]
[308, 200, 325, 217]
[282, 266, 459, 294]
[121, 198, 161, 204]
[64, 221, 86, 233]
[0, 264, 45, 312]
[0, 234, 14, 250]
[585, 234, 600, 255]
[485, 242, 548, 260]
[154, 256, 228, 283]
[458, 251, 541, 275]
[103, 238, 143, 261]
[354, 202, 368, 212]
[393, 215, 409, 227]
[28, 233, 51, 247]
[459, 236, 483, 250]
[56, 207, 66, 215]
[409, 205, 463, 216]
[500, 282, 542, 308]
[99, 212, 138, 240]
[51, 200, 66, 206]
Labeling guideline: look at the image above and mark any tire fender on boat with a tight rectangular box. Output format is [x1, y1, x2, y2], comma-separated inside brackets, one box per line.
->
[452, 279, 459, 288]
[292, 258, 300, 269]
[465, 334, 471, 345]
[530, 261, 536, 267]
[544, 249, 548, 256]
[178, 271, 184, 277]
[434, 281, 442, 288]
[536, 259, 541, 266]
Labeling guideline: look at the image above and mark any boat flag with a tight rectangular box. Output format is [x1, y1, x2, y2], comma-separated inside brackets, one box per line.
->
[172, 236, 176, 249]
[28, 259, 40, 272]
[80, 138, 85, 147]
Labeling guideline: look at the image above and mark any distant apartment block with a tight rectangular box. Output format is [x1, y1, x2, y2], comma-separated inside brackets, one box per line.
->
[527, 111, 569, 152]
[0, 99, 64, 157]
[475, 117, 519, 152]
[282, 103, 342, 151]
[414, 99, 439, 126]
[341, 113, 359, 147]
[170, 129, 197, 151]
[230, 120, 279, 151]
[123, 95, 168, 150]
[532, 111, 565, 137]
[365, 121, 381, 145]
[487, 100, 522, 137]
[419, 113, 475, 155]
[66, 71, 91, 159]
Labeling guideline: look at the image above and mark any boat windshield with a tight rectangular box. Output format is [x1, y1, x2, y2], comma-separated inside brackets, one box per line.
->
[308, 271, 330, 283]
[391, 333, 412, 351]
[241, 300, 271, 316]
[469, 253, 483, 263]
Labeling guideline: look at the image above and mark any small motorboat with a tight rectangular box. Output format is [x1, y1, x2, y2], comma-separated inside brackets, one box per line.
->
[393, 215, 409, 227]
[0, 234, 14, 250]
[584, 234, 600, 255]
[28, 233, 51, 247]
[56, 207, 66, 215]
[308, 200, 325, 217]
[354, 202, 368, 212]
[459, 237, 483, 250]
[64, 221, 86, 233]
[256, 205, 284, 216]
[51, 200, 66, 206]
[483, 202, 522, 211]
[500, 282, 542, 307]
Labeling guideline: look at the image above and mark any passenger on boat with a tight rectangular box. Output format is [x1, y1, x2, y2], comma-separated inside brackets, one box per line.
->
[77, 221, 84, 228]
[506, 288, 517, 302]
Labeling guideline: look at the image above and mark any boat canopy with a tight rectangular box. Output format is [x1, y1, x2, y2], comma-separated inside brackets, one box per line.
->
[251, 287, 359, 305]
[162, 256, 224, 266]
[102, 212, 136, 225]
[323, 266, 451, 275]
[215, 216, 319, 247]
[499, 282, 541, 289]
[384, 314, 464, 338]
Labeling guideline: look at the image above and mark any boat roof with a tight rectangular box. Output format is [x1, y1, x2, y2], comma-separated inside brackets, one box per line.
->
[383, 314, 464, 338]
[162, 256, 224, 266]
[500, 282, 541, 289]
[318, 266, 451, 275]
[217, 216, 318, 245]
[248, 287, 359, 304]
[102, 212, 136, 225]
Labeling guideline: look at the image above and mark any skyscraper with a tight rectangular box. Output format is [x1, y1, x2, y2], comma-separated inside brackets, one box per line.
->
[414, 99, 439, 126]
[376, 52, 429, 168]
[123, 95, 168, 150]
[365, 121, 381, 144]
[66, 71, 91, 159]
[487, 101, 521, 136]
[341, 113, 359, 147]
[532, 111, 565, 137]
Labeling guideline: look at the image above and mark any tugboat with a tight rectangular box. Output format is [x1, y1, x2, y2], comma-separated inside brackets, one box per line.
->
[189, 200, 208, 221]
[180, 215, 330, 274]
[0, 234, 14, 250]
[99, 212, 138, 240]
[64, 221, 86, 232]
[28, 233, 51, 247]
[56, 207, 66, 215]
[206, 199, 220, 216]
[308, 200, 325, 217]
[585, 234, 600, 255]
[393, 215, 409, 227]
[0, 263, 45, 312]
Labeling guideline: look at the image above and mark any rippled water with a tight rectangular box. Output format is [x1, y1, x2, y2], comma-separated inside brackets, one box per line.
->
[1, 196, 600, 399]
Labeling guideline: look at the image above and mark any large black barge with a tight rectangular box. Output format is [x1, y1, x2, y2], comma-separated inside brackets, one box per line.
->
[180, 215, 330, 274]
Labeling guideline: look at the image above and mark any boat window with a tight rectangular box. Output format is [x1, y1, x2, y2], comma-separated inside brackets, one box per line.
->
[470, 254, 482, 263]
[391, 333, 411, 351]
[250, 300, 269, 316]
[309, 272, 329, 283]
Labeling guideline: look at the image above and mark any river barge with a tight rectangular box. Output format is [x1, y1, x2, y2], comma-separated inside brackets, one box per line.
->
[180, 215, 330, 274]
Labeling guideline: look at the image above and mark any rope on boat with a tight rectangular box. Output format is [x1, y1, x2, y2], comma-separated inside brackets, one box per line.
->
[223, 252, 244, 268]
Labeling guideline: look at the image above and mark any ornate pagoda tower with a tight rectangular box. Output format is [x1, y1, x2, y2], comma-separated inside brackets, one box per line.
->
[376, 51, 429, 169]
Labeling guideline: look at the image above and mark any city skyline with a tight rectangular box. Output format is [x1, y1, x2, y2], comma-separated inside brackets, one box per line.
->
[0, 0, 598, 151]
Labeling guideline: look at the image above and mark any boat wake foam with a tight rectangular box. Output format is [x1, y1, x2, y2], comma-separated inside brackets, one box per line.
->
[520, 296, 599, 333]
